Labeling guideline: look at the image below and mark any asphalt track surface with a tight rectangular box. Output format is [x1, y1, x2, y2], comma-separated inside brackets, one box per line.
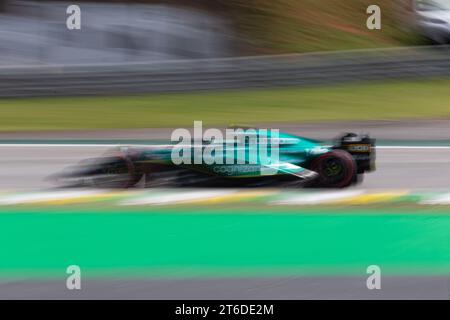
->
[2, 119, 450, 141]
[0, 145, 449, 191]
[1, 277, 449, 300]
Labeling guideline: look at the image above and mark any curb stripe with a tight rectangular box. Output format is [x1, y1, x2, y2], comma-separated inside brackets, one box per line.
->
[420, 193, 450, 205]
[190, 190, 277, 205]
[336, 191, 409, 205]
[119, 190, 235, 206]
[271, 190, 364, 205]
[0, 190, 105, 205]
[40, 191, 137, 205]
[1, 189, 450, 206]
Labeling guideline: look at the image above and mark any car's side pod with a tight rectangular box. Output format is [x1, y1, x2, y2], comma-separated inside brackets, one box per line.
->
[332, 132, 376, 174]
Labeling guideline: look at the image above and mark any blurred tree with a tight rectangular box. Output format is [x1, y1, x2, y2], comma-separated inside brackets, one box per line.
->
[217, 0, 420, 54]
[32, 0, 420, 54]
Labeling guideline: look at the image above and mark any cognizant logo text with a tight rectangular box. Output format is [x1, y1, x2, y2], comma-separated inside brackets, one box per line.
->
[170, 121, 280, 175]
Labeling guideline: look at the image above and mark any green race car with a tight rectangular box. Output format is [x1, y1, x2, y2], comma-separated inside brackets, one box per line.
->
[53, 127, 376, 188]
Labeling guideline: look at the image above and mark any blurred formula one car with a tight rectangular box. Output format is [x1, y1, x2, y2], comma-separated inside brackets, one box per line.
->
[52, 129, 376, 189]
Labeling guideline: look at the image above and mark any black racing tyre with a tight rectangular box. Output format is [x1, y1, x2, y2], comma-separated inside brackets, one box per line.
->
[310, 150, 356, 188]
[91, 155, 142, 188]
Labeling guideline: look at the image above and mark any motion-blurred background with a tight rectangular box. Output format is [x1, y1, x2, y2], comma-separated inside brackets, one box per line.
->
[0, 0, 442, 65]
[1, 0, 450, 300]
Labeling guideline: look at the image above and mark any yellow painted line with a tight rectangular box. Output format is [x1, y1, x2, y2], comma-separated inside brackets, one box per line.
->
[188, 190, 277, 204]
[0, 190, 104, 205]
[120, 190, 234, 206]
[336, 191, 409, 205]
[39, 191, 141, 205]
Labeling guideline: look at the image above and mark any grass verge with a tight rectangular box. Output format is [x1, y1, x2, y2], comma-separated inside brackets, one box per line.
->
[1, 78, 450, 131]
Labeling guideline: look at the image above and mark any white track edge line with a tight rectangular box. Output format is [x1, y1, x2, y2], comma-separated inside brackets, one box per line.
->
[0, 144, 449, 149]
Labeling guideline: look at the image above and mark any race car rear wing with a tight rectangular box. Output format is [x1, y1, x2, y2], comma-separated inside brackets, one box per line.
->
[332, 133, 376, 174]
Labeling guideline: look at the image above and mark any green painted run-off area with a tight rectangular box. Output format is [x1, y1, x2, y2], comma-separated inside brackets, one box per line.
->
[1, 208, 450, 279]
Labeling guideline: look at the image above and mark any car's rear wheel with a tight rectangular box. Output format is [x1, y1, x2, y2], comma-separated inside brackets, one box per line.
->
[309, 150, 356, 188]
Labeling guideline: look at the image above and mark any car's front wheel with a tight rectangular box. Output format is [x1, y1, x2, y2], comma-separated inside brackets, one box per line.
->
[91, 155, 143, 188]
